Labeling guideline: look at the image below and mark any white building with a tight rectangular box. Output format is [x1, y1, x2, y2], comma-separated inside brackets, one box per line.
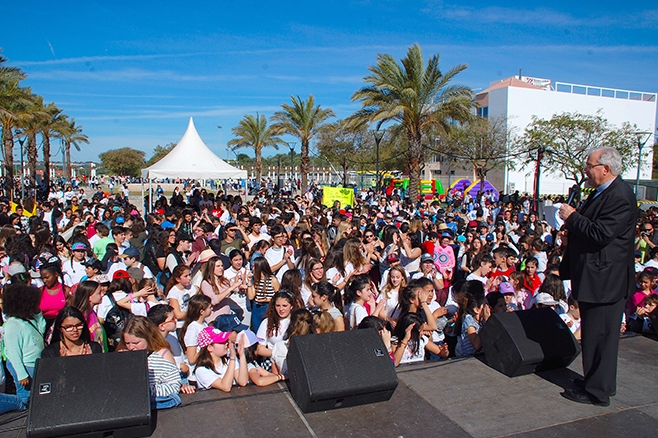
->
[475, 76, 657, 195]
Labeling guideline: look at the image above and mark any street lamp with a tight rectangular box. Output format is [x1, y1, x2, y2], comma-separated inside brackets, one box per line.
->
[372, 128, 385, 193]
[217, 125, 225, 160]
[635, 131, 653, 197]
[287, 142, 296, 182]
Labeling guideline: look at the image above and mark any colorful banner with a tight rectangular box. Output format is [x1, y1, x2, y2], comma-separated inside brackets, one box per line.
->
[322, 186, 355, 208]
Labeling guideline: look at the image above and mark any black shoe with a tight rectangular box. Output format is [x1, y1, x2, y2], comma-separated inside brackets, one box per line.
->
[561, 388, 610, 407]
[574, 378, 616, 397]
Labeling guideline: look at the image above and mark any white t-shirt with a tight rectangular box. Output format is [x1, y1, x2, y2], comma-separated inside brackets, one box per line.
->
[194, 359, 242, 390]
[377, 289, 400, 320]
[183, 321, 207, 350]
[265, 246, 294, 282]
[399, 335, 429, 364]
[97, 291, 128, 320]
[271, 340, 289, 375]
[345, 302, 368, 329]
[257, 317, 291, 350]
[62, 259, 86, 287]
[247, 232, 271, 250]
[466, 272, 487, 287]
[167, 285, 195, 328]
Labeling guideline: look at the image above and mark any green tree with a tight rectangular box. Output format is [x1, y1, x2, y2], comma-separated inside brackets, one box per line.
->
[57, 117, 89, 181]
[228, 113, 283, 185]
[15, 93, 47, 188]
[440, 116, 515, 193]
[350, 43, 473, 200]
[0, 54, 29, 196]
[99, 147, 145, 177]
[271, 95, 335, 193]
[38, 102, 66, 191]
[146, 142, 176, 166]
[520, 111, 639, 188]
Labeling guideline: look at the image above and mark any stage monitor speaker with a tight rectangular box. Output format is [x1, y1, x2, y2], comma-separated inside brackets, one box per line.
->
[480, 307, 581, 377]
[27, 350, 152, 438]
[287, 329, 398, 413]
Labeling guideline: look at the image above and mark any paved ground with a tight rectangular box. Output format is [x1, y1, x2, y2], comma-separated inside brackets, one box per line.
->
[1, 333, 656, 438]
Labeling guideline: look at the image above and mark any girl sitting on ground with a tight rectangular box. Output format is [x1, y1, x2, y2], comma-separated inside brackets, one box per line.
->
[122, 316, 194, 409]
[193, 327, 249, 392]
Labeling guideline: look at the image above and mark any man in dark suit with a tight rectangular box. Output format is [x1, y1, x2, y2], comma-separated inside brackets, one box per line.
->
[558, 147, 637, 406]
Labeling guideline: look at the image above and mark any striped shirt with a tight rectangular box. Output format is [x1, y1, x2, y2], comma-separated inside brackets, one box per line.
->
[148, 351, 181, 397]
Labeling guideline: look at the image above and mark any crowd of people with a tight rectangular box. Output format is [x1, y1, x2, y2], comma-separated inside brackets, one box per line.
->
[0, 167, 655, 414]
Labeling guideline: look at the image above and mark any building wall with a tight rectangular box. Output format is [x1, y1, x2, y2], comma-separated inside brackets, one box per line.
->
[487, 85, 656, 195]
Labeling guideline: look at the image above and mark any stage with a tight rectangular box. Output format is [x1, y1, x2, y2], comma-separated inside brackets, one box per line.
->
[1, 334, 656, 438]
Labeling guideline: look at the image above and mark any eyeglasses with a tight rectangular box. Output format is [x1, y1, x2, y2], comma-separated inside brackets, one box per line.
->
[364, 234, 374, 239]
[61, 323, 85, 332]
[163, 317, 177, 325]
[584, 163, 605, 170]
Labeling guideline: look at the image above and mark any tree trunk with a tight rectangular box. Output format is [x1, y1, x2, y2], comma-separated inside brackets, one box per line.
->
[27, 131, 37, 188]
[300, 139, 309, 194]
[407, 133, 423, 202]
[43, 135, 51, 191]
[2, 125, 14, 199]
[64, 141, 71, 181]
[255, 150, 262, 188]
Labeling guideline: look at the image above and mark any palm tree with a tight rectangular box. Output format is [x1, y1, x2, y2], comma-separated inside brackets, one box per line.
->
[39, 102, 65, 191]
[0, 85, 31, 198]
[271, 95, 334, 193]
[227, 113, 284, 186]
[15, 94, 47, 189]
[58, 117, 89, 181]
[350, 44, 473, 200]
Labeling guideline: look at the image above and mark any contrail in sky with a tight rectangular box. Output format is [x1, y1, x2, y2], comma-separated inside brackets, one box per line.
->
[46, 39, 55, 57]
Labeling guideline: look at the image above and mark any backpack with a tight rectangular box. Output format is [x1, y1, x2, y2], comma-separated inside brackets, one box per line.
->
[103, 293, 134, 351]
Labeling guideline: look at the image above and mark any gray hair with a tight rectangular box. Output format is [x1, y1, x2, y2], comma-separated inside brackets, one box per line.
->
[589, 147, 622, 175]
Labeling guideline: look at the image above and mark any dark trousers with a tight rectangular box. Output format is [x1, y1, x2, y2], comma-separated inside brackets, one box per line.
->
[579, 299, 625, 403]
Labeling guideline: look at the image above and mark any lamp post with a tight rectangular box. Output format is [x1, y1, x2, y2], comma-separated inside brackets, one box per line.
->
[217, 125, 224, 160]
[634, 131, 653, 197]
[17, 136, 25, 203]
[287, 142, 296, 185]
[533, 145, 545, 213]
[372, 128, 385, 193]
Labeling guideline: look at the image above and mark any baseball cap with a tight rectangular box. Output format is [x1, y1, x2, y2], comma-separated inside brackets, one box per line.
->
[197, 327, 231, 348]
[214, 314, 249, 332]
[71, 242, 87, 251]
[533, 292, 559, 306]
[119, 247, 140, 258]
[386, 253, 400, 264]
[112, 270, 131, 280]
[499, 282, 515, 294]
[421, 253, 434, 263]
[199, 249, 218, 264]
[6, 263, 26, 276]
[176, 233, 193, 243]
[127, 267, 145, 282]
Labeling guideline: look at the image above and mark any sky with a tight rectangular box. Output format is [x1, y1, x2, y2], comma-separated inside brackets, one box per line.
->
[2, 1, 657, 163]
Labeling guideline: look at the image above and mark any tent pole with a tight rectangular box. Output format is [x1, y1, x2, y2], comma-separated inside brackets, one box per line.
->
[149, 178, 153, 214]
[141, 179, 145, 217]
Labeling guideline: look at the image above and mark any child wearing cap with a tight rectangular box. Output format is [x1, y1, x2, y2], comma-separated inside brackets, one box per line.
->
[62, 242, 88, 287]
[194, 327, 249, 392]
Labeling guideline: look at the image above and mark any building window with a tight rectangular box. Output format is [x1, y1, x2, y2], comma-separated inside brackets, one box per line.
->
[602, 89, 615, 98]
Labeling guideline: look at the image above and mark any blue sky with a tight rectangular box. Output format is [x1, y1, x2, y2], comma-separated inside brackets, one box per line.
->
[2, 1, 657, 163]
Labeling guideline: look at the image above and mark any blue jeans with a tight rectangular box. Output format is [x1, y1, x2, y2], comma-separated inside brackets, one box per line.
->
[153, 393, 181, 410]
[251, 302, 268, 332]
[0, 361, 33, 414]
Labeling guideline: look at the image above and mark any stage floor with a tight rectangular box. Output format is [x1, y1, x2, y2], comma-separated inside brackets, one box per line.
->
[1, 334, 657, 438]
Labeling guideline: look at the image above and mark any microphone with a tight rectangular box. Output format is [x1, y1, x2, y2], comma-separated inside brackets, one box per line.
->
[566, 184, 580, 207]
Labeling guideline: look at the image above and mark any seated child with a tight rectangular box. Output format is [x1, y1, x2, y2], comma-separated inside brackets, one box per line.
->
[626, 295, 658, 334]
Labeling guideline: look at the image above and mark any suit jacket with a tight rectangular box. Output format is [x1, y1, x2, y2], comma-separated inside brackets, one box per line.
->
[559, 177, 637, 304]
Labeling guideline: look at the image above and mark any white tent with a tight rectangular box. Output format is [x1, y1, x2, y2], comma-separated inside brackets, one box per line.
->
[141, 117, 247, 180]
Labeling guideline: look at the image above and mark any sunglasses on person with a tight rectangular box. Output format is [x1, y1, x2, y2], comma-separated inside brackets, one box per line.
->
[61, 323, 85, 332]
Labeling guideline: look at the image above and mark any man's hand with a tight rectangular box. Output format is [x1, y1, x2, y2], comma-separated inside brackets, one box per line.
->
[559, 203, 576, 221]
